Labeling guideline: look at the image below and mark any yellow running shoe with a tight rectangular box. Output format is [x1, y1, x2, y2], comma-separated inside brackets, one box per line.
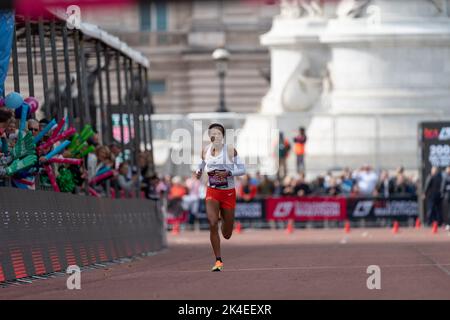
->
[211, 260, 223, 272]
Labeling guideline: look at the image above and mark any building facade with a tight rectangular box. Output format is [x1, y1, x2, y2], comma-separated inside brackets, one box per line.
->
[82, 0, 279, 114]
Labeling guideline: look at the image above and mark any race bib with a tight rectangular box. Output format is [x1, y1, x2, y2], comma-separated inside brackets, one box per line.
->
[208, 170, 229, 188]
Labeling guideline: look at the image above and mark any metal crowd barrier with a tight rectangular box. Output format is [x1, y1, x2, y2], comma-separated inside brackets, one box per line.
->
[0, 187, 165, 283]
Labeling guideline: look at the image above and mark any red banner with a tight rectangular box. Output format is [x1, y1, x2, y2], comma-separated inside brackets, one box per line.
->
[265, 196, 347, 221]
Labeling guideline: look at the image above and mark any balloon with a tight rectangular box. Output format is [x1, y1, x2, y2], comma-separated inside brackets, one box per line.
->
[24, 96, 39, 113]
[14, 103, 31, 120]
[5, 92, 24, 109]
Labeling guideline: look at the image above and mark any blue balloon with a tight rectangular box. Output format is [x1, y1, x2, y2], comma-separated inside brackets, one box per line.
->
[5, 92, 24, 109]
[14, 103, 31, 120]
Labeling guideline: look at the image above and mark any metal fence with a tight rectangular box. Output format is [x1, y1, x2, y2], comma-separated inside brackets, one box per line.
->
[2, 10, 155, 195]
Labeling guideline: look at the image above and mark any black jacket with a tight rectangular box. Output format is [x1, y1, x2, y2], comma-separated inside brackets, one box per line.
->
[424, 172, 442, 197]
[441, 173, 450, 200]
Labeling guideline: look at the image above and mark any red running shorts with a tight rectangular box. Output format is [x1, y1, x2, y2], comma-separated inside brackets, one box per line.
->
[205, 187, 236, 210]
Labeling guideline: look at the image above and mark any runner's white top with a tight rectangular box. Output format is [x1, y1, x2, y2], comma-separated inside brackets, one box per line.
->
[203, 143, 246, 190]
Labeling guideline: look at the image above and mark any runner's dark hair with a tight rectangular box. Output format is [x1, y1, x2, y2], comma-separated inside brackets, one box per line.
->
[208, 123, 225, 136]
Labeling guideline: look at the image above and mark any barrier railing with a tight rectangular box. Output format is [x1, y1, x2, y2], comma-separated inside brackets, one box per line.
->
[0, 187, 165, 283]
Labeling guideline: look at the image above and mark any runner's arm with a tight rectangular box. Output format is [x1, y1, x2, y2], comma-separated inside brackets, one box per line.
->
[196, 147, 206, 176]
[229, 147, 245, 177]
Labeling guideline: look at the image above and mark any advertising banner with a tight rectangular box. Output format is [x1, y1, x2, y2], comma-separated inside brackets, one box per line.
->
[265, 197, 347, 221]
[419, 122, 450, 187]
[346, 197, 419, 221]
[194, 199, 264, 221]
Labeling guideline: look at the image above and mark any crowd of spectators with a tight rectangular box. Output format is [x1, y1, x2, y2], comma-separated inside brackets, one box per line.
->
[0, 108, 156, 199]
[154, 165, 418, 205]
[1, 108, 419, 204]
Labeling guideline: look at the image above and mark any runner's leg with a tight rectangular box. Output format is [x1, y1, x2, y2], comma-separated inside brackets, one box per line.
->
[220, 207, 235, 240]
[206, 199, 221, 258]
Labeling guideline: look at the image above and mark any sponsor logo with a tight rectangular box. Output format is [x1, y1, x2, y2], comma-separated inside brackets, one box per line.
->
[439, 127, 450, 141]
[353, 201, 374, 218]
[273, 201, 294, 218]
[424, 127, 450, 141]
[424, 128, 439, 140]
[235, 203, 262, 219]
[294, 201, 342, 218]
[373, 200, 418, 217]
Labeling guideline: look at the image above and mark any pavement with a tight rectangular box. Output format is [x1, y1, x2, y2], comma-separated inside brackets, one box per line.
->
[2, 227, 450, 299]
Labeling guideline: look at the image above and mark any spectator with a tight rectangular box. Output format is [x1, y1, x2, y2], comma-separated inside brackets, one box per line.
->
[273, 178, 283, 196]
[168, 176, 187, 200]
[38, 118, 49, 132]
[250, 171, 262, 187]
[117, 162, 138, 198]
[145, 173, 160, 200]
[138, 151, 152, 179]
[423, 166, 443, 226]
[293, 127, 307, 173]
[238, 174, 258, 201]
[37, 118, 52, 146]
[324, 170, 333, 189]
[294, 172, 311, 196]
[374, 170, 395, 198]
[183, 172, 202, 227]
[350, 184, 361, 197]
[352, 165, 378, 195]
[156, 174, 169, 197]
[441, 166, 450, 231]
[168, 176, 187, 218]
[326, 177, 341, 196]
[258, 175, 275, 197]
[109, 143, 122, 169]
[87, 145, 111, 180]
[340, 168, 354, 195]
[277, 131, 290, 180]
[27, 119, 40, 137]
[393, 174, 414, 196]
[281, 175, 295, 196]
[87, 128, 100, 148]
[0, 109, 13, 182]
[5, 117, 16, 139]
[0, 108, 12, 148]
[311, 175, 326, 195]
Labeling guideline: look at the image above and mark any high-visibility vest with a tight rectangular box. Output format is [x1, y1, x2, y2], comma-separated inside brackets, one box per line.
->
[294, 142, 305, 155]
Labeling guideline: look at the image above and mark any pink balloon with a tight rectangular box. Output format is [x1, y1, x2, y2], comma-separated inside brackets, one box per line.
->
[25, 96, 39, 113]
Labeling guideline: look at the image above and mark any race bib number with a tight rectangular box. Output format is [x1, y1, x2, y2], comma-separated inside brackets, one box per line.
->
[208, 170, 229, 188]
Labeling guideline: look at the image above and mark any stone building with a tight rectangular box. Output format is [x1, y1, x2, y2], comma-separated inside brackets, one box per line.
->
[82, 0, 279, 114]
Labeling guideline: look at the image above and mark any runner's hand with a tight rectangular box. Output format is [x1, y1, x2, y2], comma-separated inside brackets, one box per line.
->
[213, 170, 229, 179]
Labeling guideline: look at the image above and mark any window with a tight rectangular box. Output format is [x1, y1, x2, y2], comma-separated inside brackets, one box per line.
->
[139, 1, 167, 32]
[149, 80, 166, 95]
[155, 1, 167, 31]
[139, 1, 151, 31]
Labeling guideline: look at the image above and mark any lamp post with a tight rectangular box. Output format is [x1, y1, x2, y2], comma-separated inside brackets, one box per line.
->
[212, 47, 230, 112]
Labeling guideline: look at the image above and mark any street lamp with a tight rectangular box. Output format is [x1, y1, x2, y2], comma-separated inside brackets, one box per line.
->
[212, 47, 230, 112]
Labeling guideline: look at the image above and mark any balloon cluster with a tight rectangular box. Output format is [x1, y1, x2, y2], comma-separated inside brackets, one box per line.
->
[1, 92, 97, 192]
[1, 92, 39, 175]
[1, 92, 39, 127]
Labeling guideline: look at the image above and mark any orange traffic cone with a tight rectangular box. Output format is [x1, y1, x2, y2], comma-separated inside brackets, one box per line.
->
[415, 218, 421, 229]
[286, 219, 294, 234]
[392, 221, 399, 234]
[344, 220, 351, 234]
[432, 221, 438, 234]
[171, 221, 180, 235]
[234, 221, 242, 234]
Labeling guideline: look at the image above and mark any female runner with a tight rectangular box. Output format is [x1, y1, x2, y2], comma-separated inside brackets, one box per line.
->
[196, 123, 246, 271]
